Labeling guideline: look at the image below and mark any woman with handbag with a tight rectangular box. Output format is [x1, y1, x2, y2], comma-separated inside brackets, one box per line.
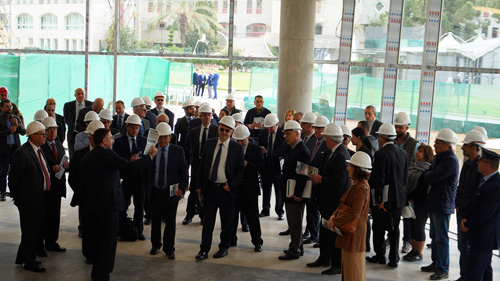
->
[327, 151, 371, 281]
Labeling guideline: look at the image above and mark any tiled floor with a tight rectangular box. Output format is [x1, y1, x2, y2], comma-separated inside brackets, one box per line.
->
[1, 188, 499, 281]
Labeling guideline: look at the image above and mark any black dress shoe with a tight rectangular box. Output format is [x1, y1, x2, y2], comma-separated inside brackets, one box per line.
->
[144, 219, 151, 225]
[321, 267, 342, 275]
[430, 271, 449, 280]
[182, 216, 193, 225]
[254, 244, 263, 252]
[165, 251, 175, 260]
[303, 238, 319, 245]
[46, 243, 66, 252]
[35, 250, 48, 257]
[195, 251, 208, 260]
[279, 229, 290, 236]
[137, 234, 146, 241]
[306, 260, 331, 268]
[279, 252, 299, 260]
[421, 264, 438, 272]
[259, 211, 269, 217]
[213, 248, 228, 258]
[303, 231, 311, 240]
[313, 242, 320, 248]
[24, 264, 46, 273]
[16, 260, 42, 266]
[242, 225, 250, 232]
[387, 261, 398, 268]
[366, 255, 386, 264]
[277, 214, 284, 220]
[150, 247, 160, 255]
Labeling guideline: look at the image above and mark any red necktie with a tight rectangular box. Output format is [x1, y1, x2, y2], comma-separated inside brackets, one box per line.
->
[52, 143, 59, 162]
[38, 148, 51, 191]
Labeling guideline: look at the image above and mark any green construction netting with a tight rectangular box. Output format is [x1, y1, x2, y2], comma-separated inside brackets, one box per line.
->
[0, 55, 19, 104]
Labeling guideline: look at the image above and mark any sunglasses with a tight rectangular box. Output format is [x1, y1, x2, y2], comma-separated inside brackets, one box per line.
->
[219, 128, 231, 133]
[156, 99, 164, 101]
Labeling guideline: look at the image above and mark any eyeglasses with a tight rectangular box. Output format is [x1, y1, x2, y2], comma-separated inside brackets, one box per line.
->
[33, 132, 48, 136]
[434, 141, 445, 145]
[156, 99, 164, 101]
[219, 128, 231, 133]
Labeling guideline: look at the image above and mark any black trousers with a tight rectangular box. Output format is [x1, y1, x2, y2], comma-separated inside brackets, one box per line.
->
[305, 188, 320, 240]
[16, 203, 45, 267]
[185, 189, 203, 219]
[121, 180, 144, 235]
[318, 224, 342, 268]
[468, 247, 493, 281]
[200, 183, 235, 252]
[38, 190, 62, 248]
[68, 131, 77, 159]
[261, 171, 283, 216]
[232, 194, 263, 246]
[150, 188, 179, 252]
[87, 211, 119, 281]
[372, 206, 402, 263]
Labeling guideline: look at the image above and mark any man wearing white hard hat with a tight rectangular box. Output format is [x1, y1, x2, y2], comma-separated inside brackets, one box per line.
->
[131, 97, 151, 137]
[39, 117, 70, 254]
[308, 123, 350, 274]
[244, 95, 271, 140]
[258, 113, 285, 219]
[151, 91, 175, 129]
[111, 100, 128, 133]
[315, 93, 333, 122]
[76, 98, 104, 133]
[74, 111, 99, 152]
[155, 113, 178, 145]
[141, 96, 157, 129]
[182, 103, 218, 225]
[174, 99, 195, 163]
[278, 120, 310, 261]
[455, 130, 485, 281]
[232, 112, 244, 126]
[420, 128, 459, 280]
[222, 94, 242, 116]
[367, 123, 408, 268]
[231, 125, 264, 252]
[301, 112, 317, 149]
[44, 103, 66, 143]
[195, 116, 245, 260]
[98, 109, 119, 135]
[0, 99, 25, 201]
[113, 114, 148, 241]
[340, 125, 354, 156]
[9, 121, 49, 272]
[145, 123, 188, 259]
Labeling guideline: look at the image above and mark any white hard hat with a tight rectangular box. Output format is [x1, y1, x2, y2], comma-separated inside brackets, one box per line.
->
[436, 128, 457, 145]
[194, 100, 202, 107]
[219, 116, 235, 130]
[233, 124, 250, 140]
[472, 126, 488, 139]
[99, 108, 113, 121]
[302, 112, 317, 124]
[156, 122, 173, 136]
[153, 91, 165, 99]
[125, 114, 142, 126]
[84, 111, 99, 122]
[232, 113, 244, 124]
[346, 151, 372, 171]
[264, 113, 279, 128]
[462, 130, 485, 146]
[319, 92, 330, 101]
[226, 94, 235, 101]
[87, 120, 104, 134]
[198, 103, 212, 114]
[323, 123, 342, 137]
[34, 110, 48, 122]
[393, 112, 411, 125]
[26, 121, 46, 136]
[182, 99, 194, 108]
[376, 123, 397, 136]
[313, 116, 329, 128]
[41, 116, 58, 128]
[283, 120, 302, 131]
[341, 125, 352, 137]
[142, 96, 154, 107]
[131, 97, 145, 107]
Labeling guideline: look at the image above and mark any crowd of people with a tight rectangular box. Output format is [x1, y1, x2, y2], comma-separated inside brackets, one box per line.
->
[1, 86, 500, 281]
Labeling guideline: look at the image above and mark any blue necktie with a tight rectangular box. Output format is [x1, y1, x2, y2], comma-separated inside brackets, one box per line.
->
[158, 148, 166, 188]
[210, 143, 223, 182]
[140, 120, 145, 136]
[201, 127, 208, 156]
[118, 115, 123, 130]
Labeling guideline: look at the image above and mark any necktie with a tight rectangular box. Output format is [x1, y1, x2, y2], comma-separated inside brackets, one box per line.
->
[140, 120, 145, 136]
[118, 115, 123, 130]
[200, 127, 208, 156]
[310, 140, 321, 162]
[210, 143, 223, 182]
[304, 135, 309, 145]
[158, 148, 166, 188]
[52, 143, 59, 162]
[38, 148, 51, 191]
[131, 138, 138, 155]
[268, 133, 273, 158]
[75, 103, 83, 127]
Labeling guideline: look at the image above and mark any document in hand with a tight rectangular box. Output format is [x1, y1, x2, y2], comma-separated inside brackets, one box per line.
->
[295, 161, 319, 176]
[55, 155, 69, 180]
[169, 183, 180, 197]
[286, 179, 312, 198]
[144, 129, 160, 155]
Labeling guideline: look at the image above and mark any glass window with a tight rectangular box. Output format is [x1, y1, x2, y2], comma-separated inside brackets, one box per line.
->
[65, 13, 84, 30]
[65, 39, 69, 50]
[46, 38, 51, 49]
[223, 0, 228, 13]
[0, 14, 9, 28]
[41, 14, 58, 30]
[315, 25, 322, 35]
[40, 38, 44, 49]
[148, 0, 153, 12]
[29, 37, 33, 45]
[247, 0, 252, 13]
[234, 0, 237, 13]
[54, 39, 58, 50]
[399, 0, 427, 64]
[72, 39, 77, 51]
[17, 14, 33, 29]
[347, 67, 384, 120]
[316, 0, 321, 13]
[256, 0, 262, 14]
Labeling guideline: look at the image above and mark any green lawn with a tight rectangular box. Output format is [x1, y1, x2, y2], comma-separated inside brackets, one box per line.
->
[197, 69, 251, 92]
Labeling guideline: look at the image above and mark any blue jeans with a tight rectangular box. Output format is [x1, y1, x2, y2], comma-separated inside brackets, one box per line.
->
[429, 212, 450, 273]
[456, 210, 470, 277]
[213, 84, 218, 99]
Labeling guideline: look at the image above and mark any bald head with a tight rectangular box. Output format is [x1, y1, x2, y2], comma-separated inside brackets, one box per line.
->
[155, 113, 169, 126]
[92, 98, 104, 113]
[46, 98, 56, 108]
[74, 88, 85, 103]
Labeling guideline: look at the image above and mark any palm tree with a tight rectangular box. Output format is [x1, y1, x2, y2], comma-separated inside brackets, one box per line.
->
[147, 1, 222, 47]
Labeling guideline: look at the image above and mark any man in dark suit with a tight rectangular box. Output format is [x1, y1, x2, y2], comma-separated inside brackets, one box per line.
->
[461, 148, 500, 281]
[279, 120, 310, 260]
[80, 128, 156, 281]
[308, 123, 350, 274]
[231, 125, 264, 252]
[45, 98, 66, 143]
[192, 69, 199, 96]
[367, 123, 408, 267]
[39, 117, 69, 253]
[9, 121, 51, 272]
[44, 104, 66, 144]
[195, 116, 245, 260]
[174, 99, 195, 165]
[63, 88, 93, 158]
[146, 123, 188, 259]
[76, 98, 104, 133]
[151, 91, 175, 129]
[258, 113, 285, 219]
[0, 99, 25, 201]
[211, 71, 219, 99]
[244, 95, 271, 140]
[198, 71, 206, 97]
[129, 97, 151, 137]
[183, 103, 218, 225]
[365, 105, 383, 138]
[111, 100, 129, 135]
[113, 114, 148, 240]
[141, 96, 157, 129]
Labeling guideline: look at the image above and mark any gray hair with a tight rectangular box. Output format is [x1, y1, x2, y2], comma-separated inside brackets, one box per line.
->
[327, 135, 343, 143]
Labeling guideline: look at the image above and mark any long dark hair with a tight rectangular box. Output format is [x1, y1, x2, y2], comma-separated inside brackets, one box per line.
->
[351, 127, 372, 151]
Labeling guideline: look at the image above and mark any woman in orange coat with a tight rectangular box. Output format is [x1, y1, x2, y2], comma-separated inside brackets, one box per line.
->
[327, 151, 371, 281]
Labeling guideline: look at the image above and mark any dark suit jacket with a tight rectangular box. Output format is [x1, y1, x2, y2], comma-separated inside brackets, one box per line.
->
[192, 72, 199, 85]
[239, 142, 264, 197]
[188, 124, 218, 189]
[465, 172, 500, 250]
[309, 138, 329, 169]
[64, 100, 92, 133]
[369, 119, 383, 138]
[150, 107, 175, 129]
[318, 144, 350, 218]
[197, 138, 245, 200]
[9, 141, 48, 211]
[258, 127, 285, 177]
[68, 145, 90, 206]
[369, 143, 408, 209]
[302, 133, 317, 153]
[111, 113, 129, 133]
[80, 146, 152, 214]
[75, 106, 94, 133]
[55, 113, 66, 143]
[0, 113, 25, 153]
[113, 134, 147, 181]
[41, 140, 67, 198]
[145, 111, 157, 129]
[174, 116, 190, 159]
[145, 144, 188, 203]
[281, 140, 310, 204]
[139, 118, 151, 137]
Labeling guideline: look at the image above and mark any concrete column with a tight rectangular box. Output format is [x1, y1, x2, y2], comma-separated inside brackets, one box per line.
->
[277, 0, 316, 121]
